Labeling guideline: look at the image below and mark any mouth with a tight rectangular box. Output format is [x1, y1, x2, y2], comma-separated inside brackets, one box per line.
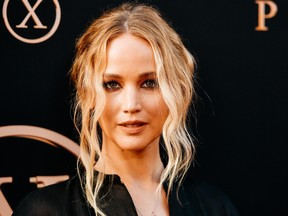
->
[120, 123, 146, 127]
[118, 121, 147, 134]
[119, 121, 147, 127]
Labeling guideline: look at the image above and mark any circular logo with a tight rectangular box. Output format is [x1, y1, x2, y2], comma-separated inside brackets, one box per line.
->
[2, 0, 61, 44]
[0, 125, 79, 156]
[0, 125, 80, 216]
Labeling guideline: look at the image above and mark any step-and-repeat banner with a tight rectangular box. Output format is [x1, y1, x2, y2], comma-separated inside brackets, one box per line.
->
[0, 1, 287, 215]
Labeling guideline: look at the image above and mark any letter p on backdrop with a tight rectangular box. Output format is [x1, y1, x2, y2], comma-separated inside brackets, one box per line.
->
[255, 0, 278, 31]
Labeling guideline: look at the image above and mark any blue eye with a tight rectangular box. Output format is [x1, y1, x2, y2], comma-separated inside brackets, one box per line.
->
[103, 81, 121, 91]
[142, 79, 157, 88]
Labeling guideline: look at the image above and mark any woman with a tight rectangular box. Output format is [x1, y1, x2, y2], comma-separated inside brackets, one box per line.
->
[12, 2, 239, 216]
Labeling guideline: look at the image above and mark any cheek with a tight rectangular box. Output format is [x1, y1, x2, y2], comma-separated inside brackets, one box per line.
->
[98, 102, 115, 129]
[98, 109, 114, 137]
[101, 95, 118, 117]
[149, 95, 169, 121]
[159, 104, 169, 123]
[99, 107, 113, 123]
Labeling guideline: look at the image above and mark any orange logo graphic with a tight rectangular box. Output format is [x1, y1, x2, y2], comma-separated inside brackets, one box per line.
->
[0, 125, 80, 216]
[2, 0, 61, 43]
[255, 0, 278, 31]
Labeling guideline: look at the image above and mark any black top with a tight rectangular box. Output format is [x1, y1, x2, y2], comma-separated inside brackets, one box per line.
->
[12, 172, 239, 216]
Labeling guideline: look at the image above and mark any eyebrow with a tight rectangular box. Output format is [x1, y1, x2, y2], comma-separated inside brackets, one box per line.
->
[103, 72, 156, 79]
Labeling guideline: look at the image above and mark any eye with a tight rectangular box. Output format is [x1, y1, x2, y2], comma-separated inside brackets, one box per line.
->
[142, 79, 158, 89]
[103, 80, 121, 91]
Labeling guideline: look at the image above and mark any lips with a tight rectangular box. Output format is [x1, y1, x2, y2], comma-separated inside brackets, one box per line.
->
[118, 121, 147, 134]
[122, 124, 143, 127]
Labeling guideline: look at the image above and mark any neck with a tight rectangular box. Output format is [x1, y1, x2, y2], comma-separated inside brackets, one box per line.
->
[95, 141, 169, 216]
[95, 141, 164, 185]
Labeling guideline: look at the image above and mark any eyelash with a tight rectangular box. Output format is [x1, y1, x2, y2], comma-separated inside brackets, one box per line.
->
[103, 80, 121, 91]
[142, 79, 157, 88]
[103, 79, 158, 91]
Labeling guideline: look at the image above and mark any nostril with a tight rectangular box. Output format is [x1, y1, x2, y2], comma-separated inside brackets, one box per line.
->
[122, 89, 142, 113]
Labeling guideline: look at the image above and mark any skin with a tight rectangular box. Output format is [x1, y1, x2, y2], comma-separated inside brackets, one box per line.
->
[96, 33, 169, 215]
[98, 33, 169, 165]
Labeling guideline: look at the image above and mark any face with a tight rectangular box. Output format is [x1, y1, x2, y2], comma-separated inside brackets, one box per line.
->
[98, 33, 169, 154]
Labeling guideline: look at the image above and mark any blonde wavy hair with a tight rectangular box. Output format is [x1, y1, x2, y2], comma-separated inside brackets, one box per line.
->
[70, 2, 196, 215]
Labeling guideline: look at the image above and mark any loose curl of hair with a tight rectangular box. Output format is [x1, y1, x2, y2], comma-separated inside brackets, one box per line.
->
[70, 2, 196, 215]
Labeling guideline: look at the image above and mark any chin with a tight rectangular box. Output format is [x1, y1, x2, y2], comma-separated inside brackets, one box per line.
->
[117, 137, 158, 152]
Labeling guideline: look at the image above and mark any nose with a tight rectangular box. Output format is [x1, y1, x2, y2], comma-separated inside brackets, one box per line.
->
[122, 86, 142, 114]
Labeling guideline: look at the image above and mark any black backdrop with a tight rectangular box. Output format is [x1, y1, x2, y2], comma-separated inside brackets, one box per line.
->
[0, 0, 287, 216]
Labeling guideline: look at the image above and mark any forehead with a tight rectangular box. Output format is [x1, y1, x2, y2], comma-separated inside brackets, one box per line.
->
[105, 33, 156, 75]
[107, 33, 153, 58]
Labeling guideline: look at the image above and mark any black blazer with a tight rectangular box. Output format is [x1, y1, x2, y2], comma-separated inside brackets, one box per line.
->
[12, 172, 239, 216]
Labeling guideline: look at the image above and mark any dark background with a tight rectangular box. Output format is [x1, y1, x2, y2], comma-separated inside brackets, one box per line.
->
[1, 0, 287, 215]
